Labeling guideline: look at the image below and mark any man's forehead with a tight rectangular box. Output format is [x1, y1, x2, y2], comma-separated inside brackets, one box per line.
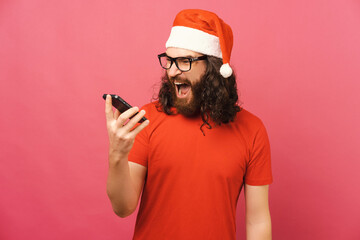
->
[165, 47, 203, 58]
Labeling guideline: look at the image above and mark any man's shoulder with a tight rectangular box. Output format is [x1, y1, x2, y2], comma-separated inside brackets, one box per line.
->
[140, 101, 158, 112]
[140, 101, 168, 122]
[234, 108, 267, 132]
[236, 108, 263, 123]
[141, 100, 165, 113]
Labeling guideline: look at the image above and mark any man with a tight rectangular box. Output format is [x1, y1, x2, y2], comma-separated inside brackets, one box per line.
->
[105, 9, 273, 240]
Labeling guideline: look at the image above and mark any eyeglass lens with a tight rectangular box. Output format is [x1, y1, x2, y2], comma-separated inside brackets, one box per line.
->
[159, 56, 191, 71]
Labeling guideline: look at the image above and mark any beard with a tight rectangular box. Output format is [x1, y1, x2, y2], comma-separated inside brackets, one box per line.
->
[168, 75, 205, 117]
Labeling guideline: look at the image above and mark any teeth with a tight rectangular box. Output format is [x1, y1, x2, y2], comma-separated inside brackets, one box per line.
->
[175, 82, 182, 95]
[174, 82, 188, 96]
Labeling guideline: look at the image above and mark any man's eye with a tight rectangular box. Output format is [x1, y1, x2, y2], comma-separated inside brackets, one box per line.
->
[178, 58, 190, 64]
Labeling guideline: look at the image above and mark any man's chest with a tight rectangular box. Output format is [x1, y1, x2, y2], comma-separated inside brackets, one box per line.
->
[147, 119, 249, 183]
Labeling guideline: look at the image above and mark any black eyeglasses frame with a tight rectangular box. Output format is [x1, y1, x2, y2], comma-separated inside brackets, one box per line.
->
[157, 53, 207, 72]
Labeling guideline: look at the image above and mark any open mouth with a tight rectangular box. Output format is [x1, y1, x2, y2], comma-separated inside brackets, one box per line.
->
[175, 82, 191, 98]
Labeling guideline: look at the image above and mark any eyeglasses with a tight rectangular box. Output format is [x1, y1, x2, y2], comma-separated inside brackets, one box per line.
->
[157, 53, 207, 72]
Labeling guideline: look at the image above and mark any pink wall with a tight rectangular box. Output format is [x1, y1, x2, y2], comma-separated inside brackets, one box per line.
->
[1, 1, 359, 239]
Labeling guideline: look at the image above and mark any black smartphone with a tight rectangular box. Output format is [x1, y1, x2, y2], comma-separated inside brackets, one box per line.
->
[103, 94, 147, 123]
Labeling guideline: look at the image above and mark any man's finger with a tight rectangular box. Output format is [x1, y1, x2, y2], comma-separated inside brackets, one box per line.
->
[105, 94, 114, 122]
[128, 120, 150, 138]
[116, 107, 139, 126]
[122, 109, 146, 131]
[114, 108, 120, 120]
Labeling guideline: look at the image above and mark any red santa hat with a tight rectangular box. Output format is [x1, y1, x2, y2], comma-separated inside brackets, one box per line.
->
[166, 9, 234, 78]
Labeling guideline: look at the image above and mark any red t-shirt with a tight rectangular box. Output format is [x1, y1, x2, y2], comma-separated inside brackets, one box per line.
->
[128, 102, 273, 240]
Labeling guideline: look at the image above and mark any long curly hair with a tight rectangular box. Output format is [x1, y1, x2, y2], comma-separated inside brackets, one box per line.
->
[154, 56, 241, 133]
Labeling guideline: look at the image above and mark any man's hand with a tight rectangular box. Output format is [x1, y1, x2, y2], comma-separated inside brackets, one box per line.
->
[105, 94, 149, 158]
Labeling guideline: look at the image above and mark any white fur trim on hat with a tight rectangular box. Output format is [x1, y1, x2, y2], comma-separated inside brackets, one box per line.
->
[220, 63, 233, 78]
[166, 26, 222, 58]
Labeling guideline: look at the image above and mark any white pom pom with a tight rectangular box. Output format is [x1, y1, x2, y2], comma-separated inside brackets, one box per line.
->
[220, 63, 233, 78]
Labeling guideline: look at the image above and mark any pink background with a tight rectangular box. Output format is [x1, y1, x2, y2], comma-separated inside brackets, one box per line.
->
[1, 0, 359, 239]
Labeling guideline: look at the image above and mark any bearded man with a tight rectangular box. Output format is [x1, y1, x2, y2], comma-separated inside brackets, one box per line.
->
[105, 9, 273, 240]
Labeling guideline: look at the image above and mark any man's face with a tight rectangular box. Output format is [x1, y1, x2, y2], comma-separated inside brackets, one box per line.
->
[165, 47, 207, 116]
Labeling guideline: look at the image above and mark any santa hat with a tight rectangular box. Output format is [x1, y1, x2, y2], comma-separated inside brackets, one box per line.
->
[166, 9, 233, 78]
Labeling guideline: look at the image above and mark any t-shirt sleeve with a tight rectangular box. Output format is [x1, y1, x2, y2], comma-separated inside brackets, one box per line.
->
[127, 107, 150, 167]
[244, 122, 273, 186]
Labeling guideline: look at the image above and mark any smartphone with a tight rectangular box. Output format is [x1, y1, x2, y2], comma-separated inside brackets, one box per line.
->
[103, 94, 147, 123]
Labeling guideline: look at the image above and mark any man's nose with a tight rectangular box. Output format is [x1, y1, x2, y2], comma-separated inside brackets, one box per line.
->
[167, 62, 182, 78]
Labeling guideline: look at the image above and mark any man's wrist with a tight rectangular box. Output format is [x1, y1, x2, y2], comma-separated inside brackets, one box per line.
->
[108, 149, 129, 164]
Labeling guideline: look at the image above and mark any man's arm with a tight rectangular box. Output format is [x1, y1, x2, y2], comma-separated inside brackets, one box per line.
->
[105, 95, 149, 218]
[107, 158, 147, 217]
[244, 184, 272, 240]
